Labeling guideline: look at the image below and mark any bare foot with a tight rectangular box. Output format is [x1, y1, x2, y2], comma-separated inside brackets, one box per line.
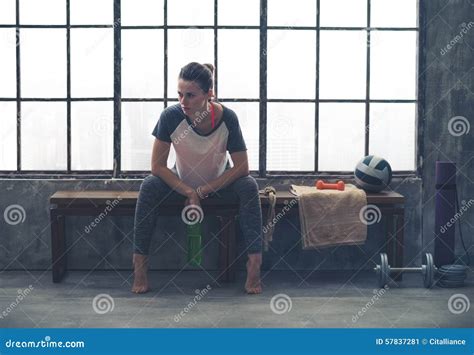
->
[245, 253, 262, 294]
[132, 253, 149, 294]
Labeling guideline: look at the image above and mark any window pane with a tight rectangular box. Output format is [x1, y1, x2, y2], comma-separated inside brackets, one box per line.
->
[267, 30, 316, 99]
[267, 103, 315, 171]
[121, 102, 163, 171]
[71, 102, 113, 170]
[70, 0, 113, 25]
[267, 0, 316, 27]
[122, 30, 164, 98]
[167, 29, 214, 96]
[0, 29, 17, 98]
[370, 103, 416, 170]
[218, 30, 259, 99]
[319, 30, 366, 99]
[21, 102, 67, 170]
[121, 0, 164, 26]
[218, 0, 259, 26]
[167, 0, 214, 26]
[223, 102, 259, 171]
[0, 0, 16, 24]
[71, 29, 113, 97]
[320, 0, 366, 27]
[318, 103, 365, 171]
[371, 0, 417, 28]
[20, 0, 65, 25]
[370, 31, 417, 99]
[0, 102, 17, 170]
[21, 29, 66, 98]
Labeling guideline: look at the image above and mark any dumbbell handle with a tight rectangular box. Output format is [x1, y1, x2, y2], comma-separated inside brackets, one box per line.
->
[373, 266, 422, 273]
[387, 266, 437, 274]
[390, 267, 422, 273]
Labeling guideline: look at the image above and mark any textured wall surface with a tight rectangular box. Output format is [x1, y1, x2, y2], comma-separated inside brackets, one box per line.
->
[0, 0, 472, 272]
[420, 0, 473, 267]
[0, 177, 422, 271]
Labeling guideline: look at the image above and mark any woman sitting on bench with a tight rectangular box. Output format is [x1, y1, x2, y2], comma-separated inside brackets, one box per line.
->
[132, 62, 263, 294]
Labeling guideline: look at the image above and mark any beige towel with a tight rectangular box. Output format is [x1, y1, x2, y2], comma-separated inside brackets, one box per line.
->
[290, 184, 367, 249]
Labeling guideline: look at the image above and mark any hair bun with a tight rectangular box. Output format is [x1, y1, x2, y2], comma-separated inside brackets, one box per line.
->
[179, 62, 214, 92]
[203, 63, 215, 74]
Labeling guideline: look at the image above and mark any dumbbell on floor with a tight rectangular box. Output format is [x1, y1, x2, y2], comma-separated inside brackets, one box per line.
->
[374, 253, 436, 288]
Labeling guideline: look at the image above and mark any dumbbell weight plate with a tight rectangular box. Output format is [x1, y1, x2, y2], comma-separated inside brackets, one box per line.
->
[423, 253, 434, 288]
[377, 253, 389, 288]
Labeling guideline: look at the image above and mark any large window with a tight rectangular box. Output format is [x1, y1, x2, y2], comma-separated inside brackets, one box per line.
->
[0, 0, 419, 177]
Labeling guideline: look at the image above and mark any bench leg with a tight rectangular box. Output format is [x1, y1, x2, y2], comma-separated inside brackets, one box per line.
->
[385, 213, 394, 272]
[217, 216, 236, 283]
[227, 216, 237, 282]
[51, 210, 67, 283]
[217, 216, 228, 282]
[393, 211, 405, 282]
[384, 210, 402, 282]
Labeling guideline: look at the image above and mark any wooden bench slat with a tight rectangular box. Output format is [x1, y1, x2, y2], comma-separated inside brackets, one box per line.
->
[50, 191, 138, 205]
[50, 189, 404, 206]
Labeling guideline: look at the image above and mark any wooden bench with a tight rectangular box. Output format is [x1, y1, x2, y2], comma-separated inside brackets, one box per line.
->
[50, 189, 405, 283]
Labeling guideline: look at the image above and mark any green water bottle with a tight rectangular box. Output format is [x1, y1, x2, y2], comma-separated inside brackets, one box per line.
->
[187, 222, 202, 266]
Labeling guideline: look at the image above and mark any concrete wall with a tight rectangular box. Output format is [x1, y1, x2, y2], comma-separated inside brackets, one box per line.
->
[0, 0, 472, 272]
[0, 177, 422, 272]
[420, 0, 473, 265]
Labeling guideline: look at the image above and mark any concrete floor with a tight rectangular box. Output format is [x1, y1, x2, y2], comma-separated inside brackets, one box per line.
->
[0, 269, 472, 328]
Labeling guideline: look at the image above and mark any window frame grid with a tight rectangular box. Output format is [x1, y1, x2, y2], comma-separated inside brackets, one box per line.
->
[0, 0, 422, 179]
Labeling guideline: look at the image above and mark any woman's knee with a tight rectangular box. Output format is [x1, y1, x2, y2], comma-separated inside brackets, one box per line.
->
[137, 175, 171, 204]
[232, 175, 259, 196]
[140, 174, 167, 193]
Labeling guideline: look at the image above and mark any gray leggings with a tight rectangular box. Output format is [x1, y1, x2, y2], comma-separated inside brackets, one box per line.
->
[133, 174, 263, 255]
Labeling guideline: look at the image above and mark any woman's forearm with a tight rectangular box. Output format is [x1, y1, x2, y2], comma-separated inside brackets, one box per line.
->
[152, 167, 195, 198]
[204, 166, 248, 194]
[152, 163, 248, 199]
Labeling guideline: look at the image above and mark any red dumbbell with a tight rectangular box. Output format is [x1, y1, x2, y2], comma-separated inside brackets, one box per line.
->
[315, 180, 345, 191]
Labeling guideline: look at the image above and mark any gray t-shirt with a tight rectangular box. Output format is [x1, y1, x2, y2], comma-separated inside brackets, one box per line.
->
[152, 103, 247, 188]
